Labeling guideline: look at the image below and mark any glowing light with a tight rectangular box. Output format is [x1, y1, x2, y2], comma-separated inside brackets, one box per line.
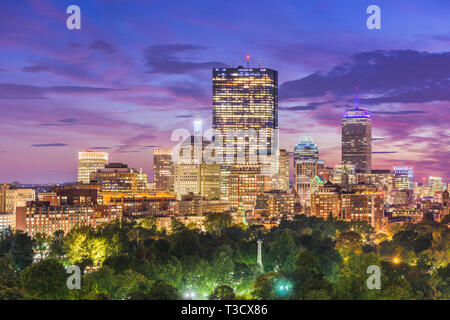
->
[275, 280, 292, 295]
[392, 257, 400, 264]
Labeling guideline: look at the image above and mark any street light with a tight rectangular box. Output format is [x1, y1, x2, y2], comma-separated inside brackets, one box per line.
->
[275, 280, 292, 296]
[392, 257, 400, 264]
[183, 290, 197, 299]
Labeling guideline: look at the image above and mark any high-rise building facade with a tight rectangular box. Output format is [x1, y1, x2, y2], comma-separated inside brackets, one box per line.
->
[332, 163, 356, 186]
[0, 184, 35, 213]
[78, 150, 109, 183]
[275, 149, 290, 191]
[91, 163, 148, 196]
[227, 165, 273, 210]
[173, 135, 221, 200]
[153, 147, 174, 191]
[342, 103, 372, 173]
[294, 136, 319, 163]
[16, 202, 122, 237]
[393, 166, 414, 190]
[212, 65, 279, 204]
[311, 181, 341, 220]
[294, 136, 323, 206]
[212, 66, 278, 164]
[341, 185, 384, 231]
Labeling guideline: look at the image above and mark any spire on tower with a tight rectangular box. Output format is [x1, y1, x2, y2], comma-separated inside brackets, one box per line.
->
[355, 86, 359, 109]
[246, 55, 250, 68]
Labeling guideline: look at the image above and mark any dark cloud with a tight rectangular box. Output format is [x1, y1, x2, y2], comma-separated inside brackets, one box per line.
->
[279, 103, 320, 111]
[58, 118, 77, 124]
[38, 118, 77, 127]
[372, 110, 426, 115]
[22, 65, 52, 73]
[50, 86, 124, 94]
[31, 143, 67, 147]
[175, 114, 195, 118]
[143, 44, 227, 74]
[89, 146, 112, 150]
[88, 40, 116, 54]
[372, 151, 398, 154]
[0, 83, 124, 99]
[280, 50, 450, 104]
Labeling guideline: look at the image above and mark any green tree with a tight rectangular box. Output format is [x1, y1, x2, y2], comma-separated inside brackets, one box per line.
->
[252, 272, 278, 300]
[147, 280, 180, 300]
[268, 230, 298, 272]
[0, 285, 24, 300]
[0, 254, 20, 287]
[169, 229, 200, 258]
[393, 230, 418, 251]
[210, 285, 235, 300]
[205, 212, 232, 237]
[332, 252, 380, 300]
[9, 231, 34, 270]
[33, 232, 52, 260]
[22, 258, 69, 300]
[293, 250, 331, 299]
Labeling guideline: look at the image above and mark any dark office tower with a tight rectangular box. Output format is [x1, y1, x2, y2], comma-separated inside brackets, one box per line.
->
[212, 66, 278, 164]
[342, 97, 372, 174]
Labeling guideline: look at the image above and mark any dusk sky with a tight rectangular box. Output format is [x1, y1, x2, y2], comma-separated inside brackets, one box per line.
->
[0, 0, 449, 184]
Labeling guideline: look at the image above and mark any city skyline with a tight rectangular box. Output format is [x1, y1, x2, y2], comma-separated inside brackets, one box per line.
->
[1, 0, 449, 183]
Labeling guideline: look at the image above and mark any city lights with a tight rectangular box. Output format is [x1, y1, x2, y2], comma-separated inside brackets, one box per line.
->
[0, 0, 448, 305]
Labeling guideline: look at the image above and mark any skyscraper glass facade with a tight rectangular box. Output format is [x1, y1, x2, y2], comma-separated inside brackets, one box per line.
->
[342, 106, 372, 173]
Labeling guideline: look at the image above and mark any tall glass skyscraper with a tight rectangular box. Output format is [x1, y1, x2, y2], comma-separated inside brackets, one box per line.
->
[342, 102, 372, 174]
[212, 66, 278, 164]
[212, 65, 278, 205]
[294, 136, 323, 206]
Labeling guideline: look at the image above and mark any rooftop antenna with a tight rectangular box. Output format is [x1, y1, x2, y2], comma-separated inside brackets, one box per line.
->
[258, 58, 262, 68]
[232, 60, 234, 68]
[246, 55, 250, 68]
[355, 86, 359, 109]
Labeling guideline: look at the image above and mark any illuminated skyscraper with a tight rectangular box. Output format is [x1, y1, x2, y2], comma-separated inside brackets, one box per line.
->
[294, 136, 318, 163]
[274, 149, 290, 191]
[294, 136, 323, 206]
[394, 166, 414, 190]
[77, 150, 109, 183]
[91, 163, 148, 196]
[212, 64, 279, 203]
[342, 96, 372, 173]
[153, 147, 174, 191]
[212, 66, 278, 164]
[173, 135, 221, 200]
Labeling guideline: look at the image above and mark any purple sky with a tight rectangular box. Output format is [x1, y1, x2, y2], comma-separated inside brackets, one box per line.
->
[0, 0, 449, 184]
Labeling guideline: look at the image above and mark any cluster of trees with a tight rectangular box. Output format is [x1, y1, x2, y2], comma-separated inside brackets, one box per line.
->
[0, 213, 448, 300]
